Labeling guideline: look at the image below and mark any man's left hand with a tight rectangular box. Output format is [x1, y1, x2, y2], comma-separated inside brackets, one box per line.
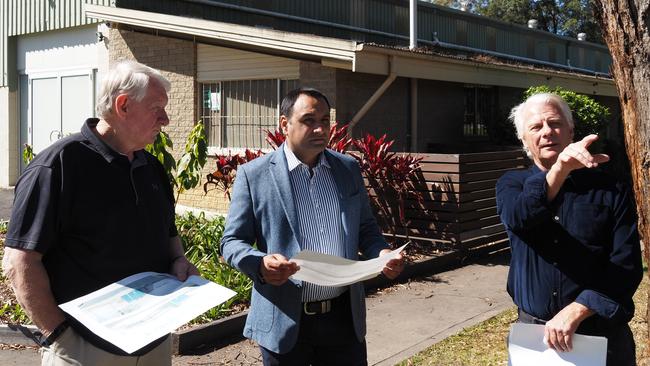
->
[380, 249, 405, 279]
[171, 256, 200, 282]
[544, 302, 594, 352]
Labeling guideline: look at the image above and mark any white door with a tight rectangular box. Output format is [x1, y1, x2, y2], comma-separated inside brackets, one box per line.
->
[31, 77, 61, 153]
[61, 74, 94, 136]
[24, 72, 95, 156]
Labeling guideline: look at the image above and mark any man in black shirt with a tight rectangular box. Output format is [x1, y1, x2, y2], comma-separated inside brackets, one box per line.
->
[497, 93, 642, 365]
[2, 61, 198, 365]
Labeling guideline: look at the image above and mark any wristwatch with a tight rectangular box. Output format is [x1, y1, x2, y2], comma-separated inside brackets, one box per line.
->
[40, 320, 69, 346]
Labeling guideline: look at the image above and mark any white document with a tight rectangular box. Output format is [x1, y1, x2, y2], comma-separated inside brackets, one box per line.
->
[59, 272, 236, 354]
[508, 323, 607, 366]
[289, 244, 407, 287]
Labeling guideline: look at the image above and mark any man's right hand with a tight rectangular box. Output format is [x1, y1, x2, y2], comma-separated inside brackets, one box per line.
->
[554, 134, 609, 174]
[546, 134, 610, 202]
[260, 254, 299, 286]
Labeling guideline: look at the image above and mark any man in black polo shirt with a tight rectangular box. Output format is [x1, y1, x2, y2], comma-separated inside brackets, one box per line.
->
[2, 61, 198, 365]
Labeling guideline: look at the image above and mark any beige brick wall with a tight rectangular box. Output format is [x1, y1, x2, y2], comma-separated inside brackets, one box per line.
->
[299, 61, 337, 122]
[109, 28, 230, 213]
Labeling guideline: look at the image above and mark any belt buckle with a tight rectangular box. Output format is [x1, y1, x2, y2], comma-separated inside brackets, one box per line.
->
[303, 300, 331, 315]
[304, 302, 317, 315]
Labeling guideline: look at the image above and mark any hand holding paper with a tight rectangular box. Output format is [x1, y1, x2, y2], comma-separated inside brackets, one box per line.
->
[289, 244, 407, 287]
[380, 248, 405, 279]
[260, 253, 299, 285]
[508, 323, 607, 366]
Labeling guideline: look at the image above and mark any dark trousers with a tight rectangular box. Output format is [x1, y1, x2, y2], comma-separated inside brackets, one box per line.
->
[260, 293, 367, 366]
[517, 308, 636, 366]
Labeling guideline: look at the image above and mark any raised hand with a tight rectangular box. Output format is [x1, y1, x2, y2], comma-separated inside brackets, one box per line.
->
[555, 134, 610, 174]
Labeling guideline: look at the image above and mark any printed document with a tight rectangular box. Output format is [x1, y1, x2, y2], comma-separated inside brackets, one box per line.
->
[508, 323, 607, 366]
[290, 243, 407, 286]
[59, 272, 236, 354]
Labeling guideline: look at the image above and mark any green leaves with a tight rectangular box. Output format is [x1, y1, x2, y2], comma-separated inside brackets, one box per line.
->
[145, 121, 208, 204]
[22, 144, 35, 165]
[176, 122, 208, 194]
[524, 85, 610, 140]
[176, 212, 253, 324]
[0, 302, 31, 324]
[146, 131, 176, 187]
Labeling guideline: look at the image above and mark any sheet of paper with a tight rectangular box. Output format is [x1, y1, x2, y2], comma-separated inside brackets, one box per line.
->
[289, 244, 407, 287]
[508, 323, 607, 366]
[59, 272, 236, 354]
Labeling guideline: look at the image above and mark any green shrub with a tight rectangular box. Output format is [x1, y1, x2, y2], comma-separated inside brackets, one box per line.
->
[176, 212, 224, 264]
[176, 212, 253, 324]
[0, 302, 31, 324]
[524, 86, 610, 140]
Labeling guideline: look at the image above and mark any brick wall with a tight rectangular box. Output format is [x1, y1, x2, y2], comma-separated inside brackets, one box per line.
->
[299, 61, 337, 121]
[109, 28, 229, 213]
[336, 70, 410, 150]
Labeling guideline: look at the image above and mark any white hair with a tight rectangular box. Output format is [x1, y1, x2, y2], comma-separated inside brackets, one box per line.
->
[509, 92, 574, 157]
[96, 61, 171, 119]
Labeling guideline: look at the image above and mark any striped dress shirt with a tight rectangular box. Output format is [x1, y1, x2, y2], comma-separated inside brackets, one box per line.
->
[283, 144, 347, 302]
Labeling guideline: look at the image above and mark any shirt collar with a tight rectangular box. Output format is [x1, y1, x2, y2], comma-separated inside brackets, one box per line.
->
[81, 118, 147, 166]
[283, 143, 330, 171]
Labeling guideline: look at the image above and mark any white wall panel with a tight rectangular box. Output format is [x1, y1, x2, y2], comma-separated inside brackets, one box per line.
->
[17, 24, 99, 74]
[198, 44, 299, 81]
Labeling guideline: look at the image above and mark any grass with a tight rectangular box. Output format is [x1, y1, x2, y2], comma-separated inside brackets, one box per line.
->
[400, 270, 650, 366]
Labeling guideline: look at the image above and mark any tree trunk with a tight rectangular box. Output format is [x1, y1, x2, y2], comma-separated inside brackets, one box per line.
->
[593, 0, 650, 350]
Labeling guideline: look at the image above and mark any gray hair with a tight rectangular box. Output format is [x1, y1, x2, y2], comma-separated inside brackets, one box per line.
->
[96, 61, 171, 119]
[509, 92, 574, 156]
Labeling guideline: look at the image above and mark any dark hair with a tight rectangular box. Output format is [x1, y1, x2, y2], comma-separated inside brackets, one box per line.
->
[280, 87, 331, 120]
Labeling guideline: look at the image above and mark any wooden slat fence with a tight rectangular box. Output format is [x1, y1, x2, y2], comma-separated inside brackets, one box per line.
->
[366, 150, 529, 253]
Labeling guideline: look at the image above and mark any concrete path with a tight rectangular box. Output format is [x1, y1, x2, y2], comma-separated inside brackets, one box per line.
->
[0, 188, 13, 221]
[171, 253, 512, 366]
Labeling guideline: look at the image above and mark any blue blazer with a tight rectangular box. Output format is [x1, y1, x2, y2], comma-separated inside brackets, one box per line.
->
[221, 145, 389, 353]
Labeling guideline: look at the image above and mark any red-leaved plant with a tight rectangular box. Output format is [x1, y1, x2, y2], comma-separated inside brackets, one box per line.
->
[203, 149, 264, 200]
[351, 134, 422, 239]
[205, 124, 423, 242]
[264, 123, 352, 153]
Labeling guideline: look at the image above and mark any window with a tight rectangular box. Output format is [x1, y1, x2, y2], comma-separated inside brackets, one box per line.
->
[200, 79, 299, 148]
[462, 86, 492, 137]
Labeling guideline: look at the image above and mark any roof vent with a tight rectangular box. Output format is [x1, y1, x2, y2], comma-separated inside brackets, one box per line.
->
[527, 19, 538, 29]
[577, 32, 587, 41]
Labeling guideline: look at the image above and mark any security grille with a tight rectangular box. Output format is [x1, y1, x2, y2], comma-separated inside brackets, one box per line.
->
[200, 79, 298, 148]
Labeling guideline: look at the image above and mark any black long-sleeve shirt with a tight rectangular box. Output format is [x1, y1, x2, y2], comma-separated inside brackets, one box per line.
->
[496, 165, 642, 328]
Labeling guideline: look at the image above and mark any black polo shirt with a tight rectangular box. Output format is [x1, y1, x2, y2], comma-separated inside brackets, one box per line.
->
[5, 118, 178, 355]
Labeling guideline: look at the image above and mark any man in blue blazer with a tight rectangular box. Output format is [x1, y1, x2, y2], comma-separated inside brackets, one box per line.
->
[221, 88, 404, 365]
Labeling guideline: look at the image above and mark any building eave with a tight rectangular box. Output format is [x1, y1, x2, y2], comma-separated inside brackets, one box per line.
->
[84, 4, 359, 64]
[84, 4, 618, 97]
